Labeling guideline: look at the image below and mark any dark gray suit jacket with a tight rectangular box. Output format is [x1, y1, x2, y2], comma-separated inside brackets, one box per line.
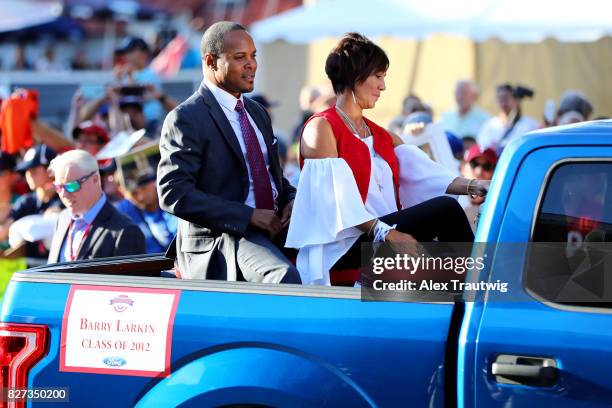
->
[47, 201, 146, 263]
[157, 82, 296, 279]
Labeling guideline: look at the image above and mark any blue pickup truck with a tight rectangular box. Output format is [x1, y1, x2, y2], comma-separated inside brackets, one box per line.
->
[1, 120, 611, 407]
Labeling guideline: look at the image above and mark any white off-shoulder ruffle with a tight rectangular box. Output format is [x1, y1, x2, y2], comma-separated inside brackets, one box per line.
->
[395, 144, 456, 208]
[286, 146, 457, 285]
[286, 158, 374, 285]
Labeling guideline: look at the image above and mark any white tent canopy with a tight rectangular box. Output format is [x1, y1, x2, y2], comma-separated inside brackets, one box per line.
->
[251, 0, 612, 43]
[0, 0, 63, 33]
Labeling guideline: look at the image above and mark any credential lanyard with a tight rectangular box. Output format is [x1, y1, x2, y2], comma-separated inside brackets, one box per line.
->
[67, 220, 93, 261]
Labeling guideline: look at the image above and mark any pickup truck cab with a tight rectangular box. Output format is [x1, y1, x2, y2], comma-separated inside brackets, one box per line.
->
[1, 120, 611, 407]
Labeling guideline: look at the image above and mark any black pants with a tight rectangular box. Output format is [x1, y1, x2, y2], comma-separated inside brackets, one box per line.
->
[333, 196, 474, 270]
[380, 196, 474, 242]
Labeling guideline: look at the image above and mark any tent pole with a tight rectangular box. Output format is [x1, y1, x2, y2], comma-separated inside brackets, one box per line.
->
[474, 41, 480, 98]
[407, 39, 422, 94]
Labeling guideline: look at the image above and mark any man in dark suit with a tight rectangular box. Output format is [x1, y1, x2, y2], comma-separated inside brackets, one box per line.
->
[47, 150, 145, 263]
[157, 21, 300, 283]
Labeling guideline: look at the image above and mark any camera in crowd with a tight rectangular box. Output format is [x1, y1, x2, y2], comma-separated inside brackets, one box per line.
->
[513, 85, 534, 100]
[117, 85, 146, 97]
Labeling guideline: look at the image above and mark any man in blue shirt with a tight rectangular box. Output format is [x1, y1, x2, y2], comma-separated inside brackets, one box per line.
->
[116, 173, 177, 254]
[441, 80, 491, 139]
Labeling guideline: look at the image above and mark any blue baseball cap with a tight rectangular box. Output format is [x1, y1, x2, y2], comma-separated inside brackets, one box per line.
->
[15, 144, 56, 173]
[116, 37, 150, 54]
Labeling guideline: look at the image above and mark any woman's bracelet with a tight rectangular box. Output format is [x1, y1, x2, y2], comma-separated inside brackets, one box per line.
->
[373, 221, 397, 243]
[367, 219, 378, 237]
[466, 178, 475, 195]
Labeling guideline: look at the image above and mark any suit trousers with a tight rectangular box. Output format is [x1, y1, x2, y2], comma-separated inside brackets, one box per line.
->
[177, 228, 301, 284]
[236, 229, 301, 284]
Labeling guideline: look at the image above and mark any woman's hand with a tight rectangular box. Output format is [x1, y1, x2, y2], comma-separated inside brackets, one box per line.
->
[280, 200, 294, 229]
[468, 179, 490, 197]
[446, 177, 490, 197]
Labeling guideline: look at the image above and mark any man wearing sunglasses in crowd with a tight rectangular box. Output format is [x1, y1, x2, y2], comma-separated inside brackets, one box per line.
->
[460, 144, 498, 232]
[47, 149, 145, 263]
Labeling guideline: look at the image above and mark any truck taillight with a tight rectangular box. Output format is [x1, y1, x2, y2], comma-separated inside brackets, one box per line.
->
[0, 323, 47, 408]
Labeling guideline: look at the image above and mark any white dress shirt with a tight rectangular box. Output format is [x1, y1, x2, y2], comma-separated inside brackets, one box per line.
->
[204, 78, 278, 208]
[441, 106, 491, 139]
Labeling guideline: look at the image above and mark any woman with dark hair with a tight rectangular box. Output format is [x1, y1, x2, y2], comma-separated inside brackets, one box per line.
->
[286, 33, 488, 285]
[477, 83, 539, 154]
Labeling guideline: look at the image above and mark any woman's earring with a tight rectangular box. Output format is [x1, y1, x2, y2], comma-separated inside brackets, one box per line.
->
[351, 90, 357, 105]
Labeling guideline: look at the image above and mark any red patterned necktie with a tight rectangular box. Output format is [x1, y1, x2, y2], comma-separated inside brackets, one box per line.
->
[235, 99, 274, 210]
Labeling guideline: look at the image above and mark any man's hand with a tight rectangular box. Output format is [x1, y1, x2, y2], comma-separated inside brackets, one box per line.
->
[250, 209, 283, 238]
[113, 64, 133, 82]
[43, 206, 62, 216]
[280, 200, 294, 229]
[385, 230, 418, 244]
[105, 85, 121, 106]
[384, 230, 423, 256]
[70, 89, 85, 110]
[143, 84, 162, 102]
[404, 122, 426, 136]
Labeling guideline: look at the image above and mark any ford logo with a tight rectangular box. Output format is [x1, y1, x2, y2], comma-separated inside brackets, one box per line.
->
[103, 356, 127, 367]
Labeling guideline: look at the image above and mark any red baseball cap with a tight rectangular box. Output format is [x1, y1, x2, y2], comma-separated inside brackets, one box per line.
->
[72, 121, 110, 145]
[464, 145, 498, 167]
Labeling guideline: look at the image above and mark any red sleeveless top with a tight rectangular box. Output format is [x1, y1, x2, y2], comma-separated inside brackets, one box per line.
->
[300, 107, 400, 208]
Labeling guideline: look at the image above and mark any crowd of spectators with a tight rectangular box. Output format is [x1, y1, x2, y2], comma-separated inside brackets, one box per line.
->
[386, 80, 601, 233]
[0, 35, 180, 264]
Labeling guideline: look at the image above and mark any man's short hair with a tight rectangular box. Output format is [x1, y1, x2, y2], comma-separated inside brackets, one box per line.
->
[299, 86, 321, 111]
[48, 149, 99, 179]
[402, 94, 424, 115]
[200, 21, 247, 57]
[456, 79, 478, 94]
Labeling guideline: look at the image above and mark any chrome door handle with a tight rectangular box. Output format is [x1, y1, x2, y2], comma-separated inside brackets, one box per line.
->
[492, 354, 557, 387]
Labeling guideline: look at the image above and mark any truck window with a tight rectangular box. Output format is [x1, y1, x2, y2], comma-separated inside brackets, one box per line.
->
[526, 161, 612, 307]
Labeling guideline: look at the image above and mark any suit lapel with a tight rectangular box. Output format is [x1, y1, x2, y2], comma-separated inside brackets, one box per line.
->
[77, 202, 112, 260]
[49, 210, 71, 263]
[245, 98, 274, 155]
[198, 83, 246, 170]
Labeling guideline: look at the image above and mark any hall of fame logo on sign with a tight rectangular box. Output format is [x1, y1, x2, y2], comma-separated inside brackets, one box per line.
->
[110, 295, 134, 312]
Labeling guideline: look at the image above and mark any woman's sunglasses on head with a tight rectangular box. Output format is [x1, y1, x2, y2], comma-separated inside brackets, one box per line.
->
[54, 171, 96, 193]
